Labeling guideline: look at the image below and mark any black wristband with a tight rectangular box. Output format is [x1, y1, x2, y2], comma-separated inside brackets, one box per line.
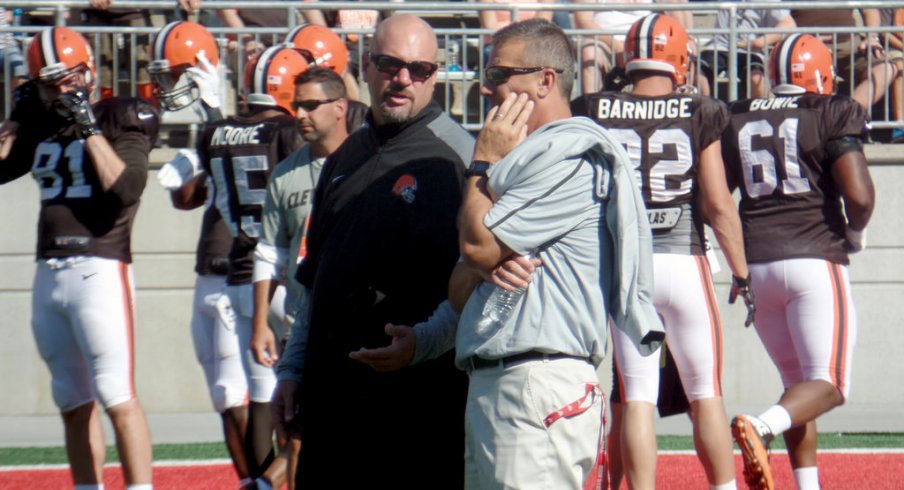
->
[466, 160, 492, 178]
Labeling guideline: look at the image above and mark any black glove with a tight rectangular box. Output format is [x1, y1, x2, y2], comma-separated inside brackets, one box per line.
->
[10, 81, 44, 124]
[729, 274, 756, 327]
[54, 88, 102, 139]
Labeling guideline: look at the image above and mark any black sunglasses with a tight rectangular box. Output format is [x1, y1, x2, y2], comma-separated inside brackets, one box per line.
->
[484, 66, 564, 85]
[292, 98, 339, 112]
[369, 53, 439, 82]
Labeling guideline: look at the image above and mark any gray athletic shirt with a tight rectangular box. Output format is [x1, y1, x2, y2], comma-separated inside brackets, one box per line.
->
[253, 145, 324, 323]
[453, 118, 664, 369]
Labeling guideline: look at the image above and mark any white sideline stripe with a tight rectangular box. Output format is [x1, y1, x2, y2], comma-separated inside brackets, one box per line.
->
[0, 459, 233, 471]
[5, 450, 904, 471]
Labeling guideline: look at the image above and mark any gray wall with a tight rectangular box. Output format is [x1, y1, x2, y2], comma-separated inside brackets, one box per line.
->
[1, 149, 902, 420]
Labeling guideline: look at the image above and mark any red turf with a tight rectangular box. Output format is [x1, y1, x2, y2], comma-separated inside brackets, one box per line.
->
[0, 453, 901, 489]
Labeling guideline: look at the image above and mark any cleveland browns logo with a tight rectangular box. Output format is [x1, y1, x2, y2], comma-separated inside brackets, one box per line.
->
[392, 174, 418, 204]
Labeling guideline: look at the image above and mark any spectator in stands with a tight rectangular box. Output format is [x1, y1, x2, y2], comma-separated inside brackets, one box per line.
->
[217, 7, 326, 69]
[574, 0, 691, 95]
[0, 8, 26, 91]
[478, 0, 555, 61]
[791, 7, 899, 114]
[699, 1, 795, 100]
[885, 8, 904, 141]
[77, 1, 167, 101]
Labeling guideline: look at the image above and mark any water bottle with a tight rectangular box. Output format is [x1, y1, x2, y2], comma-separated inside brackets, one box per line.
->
[448, 40, 462, 72]
[481, 253, 532, 325]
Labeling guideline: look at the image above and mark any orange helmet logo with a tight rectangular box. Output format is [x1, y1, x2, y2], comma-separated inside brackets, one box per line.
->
[286, 24, 349, 76]
[27, 27, 95, 83]
[770, 34, 835, 95]
[244, 46, 311, 115]
[149, 21, 220, 111]
[624, 14, 690, 86]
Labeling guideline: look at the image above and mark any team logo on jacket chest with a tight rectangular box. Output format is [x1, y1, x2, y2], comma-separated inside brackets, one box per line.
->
[392, 175, 418, 203]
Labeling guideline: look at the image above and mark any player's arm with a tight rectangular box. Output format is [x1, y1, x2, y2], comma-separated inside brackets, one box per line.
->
[169, 173, 208, 210]
[697, 140, 749, 280]
[830, 140, 875, 243]
[0, 121, 18, 163]
[573, 0, 616, 50]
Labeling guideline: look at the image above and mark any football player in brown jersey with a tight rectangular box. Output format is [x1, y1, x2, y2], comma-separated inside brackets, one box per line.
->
[0, 27, 158, 489]
[190, 45, 307, 485]
[722, 34, 875, 490]
[578, 14, 751, 490]
[149, 20, 254, 485]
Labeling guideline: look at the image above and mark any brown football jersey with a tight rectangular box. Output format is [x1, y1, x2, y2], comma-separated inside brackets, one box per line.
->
[581, 92, 729, 254]
[722, 94, 868, 265]
[197, 111, 303, 285]
[2, 96, 158, 263]
[195, 204, 233, 276]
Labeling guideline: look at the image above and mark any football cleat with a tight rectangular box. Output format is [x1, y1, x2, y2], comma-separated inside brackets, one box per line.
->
[732, 415, 774, 490]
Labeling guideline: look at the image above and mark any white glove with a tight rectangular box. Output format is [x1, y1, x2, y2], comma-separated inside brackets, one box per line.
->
[186, 51, 221, 109]
[847, 226, 867, 253]
[158, 148, 202, 190]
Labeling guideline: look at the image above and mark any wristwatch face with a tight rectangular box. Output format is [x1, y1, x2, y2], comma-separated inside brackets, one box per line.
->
[467, 160, 491, 177]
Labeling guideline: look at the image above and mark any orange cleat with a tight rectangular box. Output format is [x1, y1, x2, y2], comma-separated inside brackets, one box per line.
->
[732, 415, 774, 490]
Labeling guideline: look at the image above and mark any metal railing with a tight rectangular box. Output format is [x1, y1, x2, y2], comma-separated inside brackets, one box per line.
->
[2, 1, 904, 134]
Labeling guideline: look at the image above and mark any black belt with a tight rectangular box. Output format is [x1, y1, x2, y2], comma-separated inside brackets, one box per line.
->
[467, 351, 589, 371]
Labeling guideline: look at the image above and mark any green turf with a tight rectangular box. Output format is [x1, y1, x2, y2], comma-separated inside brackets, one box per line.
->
[2, 434, 903, 466]
[0, 443, 229, 466]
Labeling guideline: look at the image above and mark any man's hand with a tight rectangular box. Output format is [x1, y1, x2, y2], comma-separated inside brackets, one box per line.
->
[490, 254, 542, 291]
[55, 89, 102, 138]
[473, 93, 534, 163]
[158, 148, 202, 190]
[348, 323, 416, 372]
[178, 0, 202, 13]
[251, 318, 279, 367]
[729, 275, 756, 327]
[272, 380, 301, 441]
[186, 51, 221, 109]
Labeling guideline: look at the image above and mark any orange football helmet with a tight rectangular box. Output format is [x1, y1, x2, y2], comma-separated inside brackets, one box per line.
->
[148, 21, 220, 111]
[624, 14, 690, 85]
[27, 27, 95, 85]
[285, 24, 349, 76]
[770, 34, 836, 95]
[244, 46, 310, 114]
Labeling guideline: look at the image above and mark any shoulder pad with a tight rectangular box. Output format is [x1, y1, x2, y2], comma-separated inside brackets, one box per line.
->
[95, 97, 161, 145]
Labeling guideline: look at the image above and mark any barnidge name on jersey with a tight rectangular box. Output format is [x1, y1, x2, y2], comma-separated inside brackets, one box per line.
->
[596, 97, 692, 120]
[749, 96, 800, 111]
[210, 123, 266, 146]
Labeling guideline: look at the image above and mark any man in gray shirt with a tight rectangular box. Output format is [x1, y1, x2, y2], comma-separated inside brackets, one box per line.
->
[455, 19, 663, 488]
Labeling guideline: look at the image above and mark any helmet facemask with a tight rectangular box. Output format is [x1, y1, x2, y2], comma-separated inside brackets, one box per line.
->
[149, 59, 199, 111]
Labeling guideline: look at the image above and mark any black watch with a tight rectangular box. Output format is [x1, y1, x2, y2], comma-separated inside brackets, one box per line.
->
[466, 160, 492, 178]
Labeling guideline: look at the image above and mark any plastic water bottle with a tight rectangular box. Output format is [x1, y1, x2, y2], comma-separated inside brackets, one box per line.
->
[481, 253, 532, 324]
[448, 40, 462, 72]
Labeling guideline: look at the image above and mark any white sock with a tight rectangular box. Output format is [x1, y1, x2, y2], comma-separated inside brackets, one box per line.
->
[238, 478, 254, 487]
[794, 466, 820, 490]
[125, 485, 152, 490]
[710, 479, 737, 490]
[74, 485, 104, 490]
[256, 478, 274, 490]
[758, 405, 793, 436]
